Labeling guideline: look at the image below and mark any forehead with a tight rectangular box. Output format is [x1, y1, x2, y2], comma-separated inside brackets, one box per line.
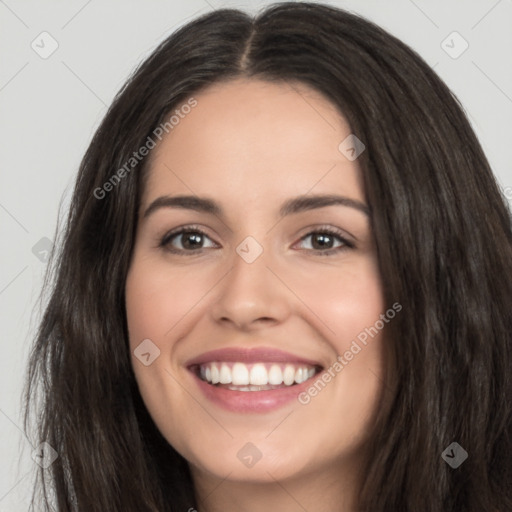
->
[142, 78, 366, 209]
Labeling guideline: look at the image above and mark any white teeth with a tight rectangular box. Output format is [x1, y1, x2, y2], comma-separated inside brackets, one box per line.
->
[211, 363, 220, 384]
[219, 363, 232, 384]
[283, 365, 296, 386]
[268, 364, 283, 385]
[294, 367, 304, 384]
[198, 361, 318, 388]
[250, 363, 268, 385]
[231, 362, 250, 385]
[227, 384, 282, 392]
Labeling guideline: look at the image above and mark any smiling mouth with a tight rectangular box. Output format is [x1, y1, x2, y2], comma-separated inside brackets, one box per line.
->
[191, 361, 323, 391]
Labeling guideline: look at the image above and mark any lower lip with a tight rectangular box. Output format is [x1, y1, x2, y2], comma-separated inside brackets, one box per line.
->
[189, 370, 318, 413]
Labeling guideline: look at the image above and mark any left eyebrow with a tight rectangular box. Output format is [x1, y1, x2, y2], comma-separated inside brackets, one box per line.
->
[279, 194, 370, 217]
[142, 193, 370, 220]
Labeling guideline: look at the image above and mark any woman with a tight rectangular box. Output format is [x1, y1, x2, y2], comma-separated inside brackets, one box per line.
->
[23, 2, 512, 511]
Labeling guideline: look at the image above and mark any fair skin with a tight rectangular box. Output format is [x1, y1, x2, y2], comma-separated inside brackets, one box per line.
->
[125, 78, 388, 512]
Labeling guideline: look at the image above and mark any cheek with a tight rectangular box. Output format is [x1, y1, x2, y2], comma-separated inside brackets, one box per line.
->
[125, 259, 203, 449]
[290, 255, 385, 348]
[291, 257, 387, 414]
[125, 258, 214, 344]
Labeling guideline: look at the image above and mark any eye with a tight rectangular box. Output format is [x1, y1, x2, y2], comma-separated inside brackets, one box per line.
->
[294, 226, 355, 255]
[159, 225, 217, 254]
[158, 225, 355, 256]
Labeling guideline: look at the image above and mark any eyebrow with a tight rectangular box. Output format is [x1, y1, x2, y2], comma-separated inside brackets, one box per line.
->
[142, 193, 370, 220]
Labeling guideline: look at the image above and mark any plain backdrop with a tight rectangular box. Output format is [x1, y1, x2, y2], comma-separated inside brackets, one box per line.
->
[1, 0, 511, 509]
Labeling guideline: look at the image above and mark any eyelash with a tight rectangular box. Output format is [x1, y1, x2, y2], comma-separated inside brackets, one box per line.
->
[158, 224, 355, 256]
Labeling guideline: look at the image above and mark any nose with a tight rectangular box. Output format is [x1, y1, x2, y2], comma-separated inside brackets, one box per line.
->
[210, 246, 291, 332]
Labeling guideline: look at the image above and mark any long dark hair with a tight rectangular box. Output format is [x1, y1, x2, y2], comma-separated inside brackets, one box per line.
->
[23, 2, 512, 510]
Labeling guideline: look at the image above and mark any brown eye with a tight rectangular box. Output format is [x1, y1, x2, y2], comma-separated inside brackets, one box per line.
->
[176, 231, 205, 250]
[159, 225, 354, 256]
[295, 227, 355, 255]
[160, 226, 217, 254]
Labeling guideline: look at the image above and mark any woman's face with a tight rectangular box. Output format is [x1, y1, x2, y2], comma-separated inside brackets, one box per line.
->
[125, 78, 388, 484]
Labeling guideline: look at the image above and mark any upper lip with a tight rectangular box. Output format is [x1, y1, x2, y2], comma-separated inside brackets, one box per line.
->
[186, 347, 323, 368]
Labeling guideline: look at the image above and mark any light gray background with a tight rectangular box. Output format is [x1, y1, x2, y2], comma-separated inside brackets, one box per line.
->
[1, 0, 511, 509]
